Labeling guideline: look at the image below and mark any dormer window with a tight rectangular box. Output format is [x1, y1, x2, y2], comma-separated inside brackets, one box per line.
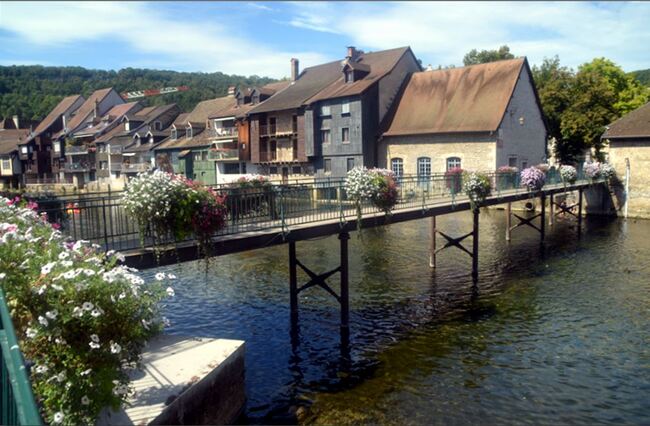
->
[149, 136, 154, 144]
[187, 126, 193, 139]
[125, 121, 130, 131]
[154, 121, 162, 131]
[171, 128, 177, 140]
[345, 70, 354, 83]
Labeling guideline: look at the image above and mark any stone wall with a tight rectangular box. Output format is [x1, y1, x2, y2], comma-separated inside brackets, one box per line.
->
[606, 140, 650, 218]
[380, 133, 497, 174]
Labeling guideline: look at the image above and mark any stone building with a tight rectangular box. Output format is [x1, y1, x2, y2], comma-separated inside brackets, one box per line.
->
[0, 128, 30, 188]
[248, 46, 421, 179]
[602, 101, 650, 219]
[379, 58, 547, 177]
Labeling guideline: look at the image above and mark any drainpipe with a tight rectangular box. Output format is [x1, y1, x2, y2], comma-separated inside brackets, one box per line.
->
[107, 144, 112, 182]
[624, 157, 630, 219]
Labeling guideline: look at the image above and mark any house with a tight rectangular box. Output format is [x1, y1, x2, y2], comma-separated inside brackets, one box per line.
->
[0, 128, 30, 189]
[19, 95, 85, 184]
[247, 46, 421, 179]
[94, 104, 181, 184]
[42, 88, 125, 185]
[61, 101, 140, 187]
[602, 101, 650, 218]
[379, 58, 547, 178]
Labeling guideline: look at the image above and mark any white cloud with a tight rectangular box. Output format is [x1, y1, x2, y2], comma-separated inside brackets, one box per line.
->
[0, 1, 329, 77]
[287, 1, 650, 71]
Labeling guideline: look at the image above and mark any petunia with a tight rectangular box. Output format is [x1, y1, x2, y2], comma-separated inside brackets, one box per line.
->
[90, 334, 99, 343]
[166, 287, 175, 297]
[38, 316, 49, 327]
[81, 396, 90, 405]
[110, 342, 122, 354]
[82, 302, 94, 311]
[52, 412, 64, 424]
[45, 310, 58, 320]
[155, 272, 165, 281]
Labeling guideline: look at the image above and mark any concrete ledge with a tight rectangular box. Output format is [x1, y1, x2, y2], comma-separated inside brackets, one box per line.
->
[99, 335, 245, 425]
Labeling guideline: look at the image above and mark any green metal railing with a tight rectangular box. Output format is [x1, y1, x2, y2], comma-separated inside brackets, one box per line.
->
[0, 289, 42, 425]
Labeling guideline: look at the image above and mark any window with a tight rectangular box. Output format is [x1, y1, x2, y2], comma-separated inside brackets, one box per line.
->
[269, 117, 276, 134]
[171, 129, 177, 140]
[193, 152, 202, 161]
[154, 121, 162, 131]
[345, 70, 354, 83]
[269, 166, 278, 175]
[391, 158, 403, 177]
[418, 157, 431, 177]
[508, 156, 518, 167]
[321, 129, 331, 144]
[320, 105, 331, 117]
[446, 157, 461, 171]
[187, 126, 193, 139]
[223, 163, 240, 174]
[341, 102, 350, 115]
[1, 159, 10, 170]
[270, 140, 277, 161]
[99, 161, 107, 170]
[292, 115, 298, 132]
[292, 166, 301, 174]
[241, 162, 246, 174]
[53, 141, 61, 153]
[347, 158, 355, 172]
[342, 127, 350, 143]
[324, 159, 332, 174]
[292, 139, 298, 160]
[522, 160, 528, 169]
[21, 146, 28, 154]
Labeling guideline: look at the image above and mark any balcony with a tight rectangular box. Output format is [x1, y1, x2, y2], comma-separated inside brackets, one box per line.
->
[66, 145, 91, 155]
[64, 162, 93, 172]
[208, 148, 239, 161]
[212, 127, 238, 139]
[259, 124, 295, 138]
[121, 163, 151, 173]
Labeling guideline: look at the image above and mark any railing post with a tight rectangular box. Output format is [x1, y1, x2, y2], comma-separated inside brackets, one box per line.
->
[578, 187, 583, 231]
[101, 197, 109, 249]
[505, 202, 512, 241]
[339, 231, 350, 340]
[540, 193, 546, 242]
[472, 209, 479, 283]
[289, 241, 298, 322]
[549, 193, 555, 226]
[429, 215, 436, 268]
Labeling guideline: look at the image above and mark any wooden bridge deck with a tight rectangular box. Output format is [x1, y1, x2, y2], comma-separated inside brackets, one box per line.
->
[122, 181, 595, 269]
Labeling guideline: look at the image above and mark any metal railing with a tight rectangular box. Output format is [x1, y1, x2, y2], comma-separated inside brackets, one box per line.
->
[121, 163, 150, 173]
[208, 148, 239, 161]
[25, 168, 601, 253]
[0, 289, 42, 425]
[65, 146, 90, 155]
[63, 163, 93, 172]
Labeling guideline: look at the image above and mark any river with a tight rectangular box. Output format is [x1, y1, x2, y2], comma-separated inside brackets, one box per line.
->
[142, 209, 650, 424]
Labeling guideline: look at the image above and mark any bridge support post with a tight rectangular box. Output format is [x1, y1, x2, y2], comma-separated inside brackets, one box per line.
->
[539, 194, 546, 242]
[505, 202, 512, 241]
[472, 209, 479, 283]
[549, 193, 555, 227]
[429, 216, 437, 268]
[578, 188, 583, 230]
[339, 232, 350, 345]
[289, 241, 298, 322]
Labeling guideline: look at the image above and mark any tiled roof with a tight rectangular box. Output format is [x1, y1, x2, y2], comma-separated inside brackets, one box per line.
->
[155, 128, 211, 150]
[603, 101, 650, 139]
[73, 102, 141, 137]
[0, 129, 30, 155]
[383, 58, 526, 136]
[31, 94, 85, 137]
[64, 88, 118, 133]
[185, 97, 236, 124]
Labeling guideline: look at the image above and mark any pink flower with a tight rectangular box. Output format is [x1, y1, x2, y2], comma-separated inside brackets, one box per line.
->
[52, 223, 61, 230]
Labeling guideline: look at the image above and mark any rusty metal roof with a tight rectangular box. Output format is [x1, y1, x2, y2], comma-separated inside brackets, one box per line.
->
[603, 101, 650, 139]
[383, 58, 526, 136]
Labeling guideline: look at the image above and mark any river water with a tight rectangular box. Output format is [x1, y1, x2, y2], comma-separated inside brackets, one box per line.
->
[143, 209, 650, 424]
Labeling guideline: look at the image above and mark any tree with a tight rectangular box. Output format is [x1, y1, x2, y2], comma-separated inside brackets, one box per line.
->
[463, 45, 515, 66]
[532, 56, 575, 146]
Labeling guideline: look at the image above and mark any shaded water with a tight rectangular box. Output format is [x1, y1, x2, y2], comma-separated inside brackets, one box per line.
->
[144, 210, 650, 424]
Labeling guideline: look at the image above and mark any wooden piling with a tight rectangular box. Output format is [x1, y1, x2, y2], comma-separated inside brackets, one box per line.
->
[339, 232, 350, 335]
[429, 216, 437, 268]
[472, 209, 479, 282]
[289, 241, 298, 321]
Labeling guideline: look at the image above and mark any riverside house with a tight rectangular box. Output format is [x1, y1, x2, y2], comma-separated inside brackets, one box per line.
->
[602, 101, 650, 218]
[247, 46, 421, 180]
[0, 128, 30, 188]
[379, 58, 547, 178]
[18, 95, 85, 184]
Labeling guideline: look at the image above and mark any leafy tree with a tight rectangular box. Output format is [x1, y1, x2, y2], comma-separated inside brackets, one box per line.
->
[463, 45, 515, 66]
[629, 68, 650, 86]
[532, 56, 575, 146]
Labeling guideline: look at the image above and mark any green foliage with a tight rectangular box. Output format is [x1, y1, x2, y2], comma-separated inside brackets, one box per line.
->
[0, 65, 278, 123]
[532, 56, 574, 146]
[629, 68, 650, 86]
[0, 197, 169, 425]
[463, 45, 515, 66]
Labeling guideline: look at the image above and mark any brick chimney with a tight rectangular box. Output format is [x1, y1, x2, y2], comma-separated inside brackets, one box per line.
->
[227, 86, 236, 97]
[291, 58, 299, 81]
[346, 46, 357, 61]
[12, 115, 19, 129]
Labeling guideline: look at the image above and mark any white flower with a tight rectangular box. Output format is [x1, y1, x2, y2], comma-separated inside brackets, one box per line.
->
[83, 269, 96, 276]
[62, 269, 77, 279]
[51, 284, 64, 291]
[167, 273, 177, 280]
[58, 251, 69, 260]
[80, 368, 92, 376]
[35, 364, 48, 374]
[118, 292, 126, 300]
[155, 272, 166, 281]
[166, 287, 175, 297]
[26, 328, 37, 338]
[89, 341, 100, 349]
[72, 307, 84, 318]
[162, 317, 171, 327]
[38, 316, 49, 327]
[41, 262, 56, 275]
[45, 310, 58, 320]
[0, 272, 5, 280]
[37, 285, 47, 295]
[52, 412, 64, 424]
[110, 342, 122, 354]
[90, 334, 99, 343]
[81, 395, 90, 405]
[56, 371, 66, 382]
[82, 302, 94, 311]
[91, 309, 101, 318]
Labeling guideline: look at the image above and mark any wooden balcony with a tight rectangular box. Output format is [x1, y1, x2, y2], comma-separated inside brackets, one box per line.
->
[122, 163, 151, 173]
[208, 148, 239, 161]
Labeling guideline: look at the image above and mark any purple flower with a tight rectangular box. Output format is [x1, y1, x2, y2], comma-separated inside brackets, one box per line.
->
[520, 167, 546, 191]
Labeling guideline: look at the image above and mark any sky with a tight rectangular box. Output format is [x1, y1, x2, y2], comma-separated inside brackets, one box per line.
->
[0, 1, 649, 79]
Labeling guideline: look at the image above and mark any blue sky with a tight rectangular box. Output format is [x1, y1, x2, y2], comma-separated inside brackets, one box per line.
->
[1, 1, 649, 78]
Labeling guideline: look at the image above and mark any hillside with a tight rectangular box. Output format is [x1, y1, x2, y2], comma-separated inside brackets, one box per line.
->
[630, 68, 650, 86]
[0, 65, 280, 124]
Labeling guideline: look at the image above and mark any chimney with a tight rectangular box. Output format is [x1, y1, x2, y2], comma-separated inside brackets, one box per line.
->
[290, 58, 299, 81]
[93, 99, 99, 119]
[425, 64, 434, 71]
[347, 46, 357, 61]
[227, 86, 236, 97]
[12, 115, 19, 129]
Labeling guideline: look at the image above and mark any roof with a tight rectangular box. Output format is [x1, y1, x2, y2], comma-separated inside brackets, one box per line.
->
[603, 101, 650, 140]
[31, 94, 85, 137]
[173, 113, 190, 127]
[64, 88, 118, 133]
[257, 80, 291, 96]
[185, 97, 236, 124]
[383, 58, 526, 137]
[73, 102, 140, 137]
[155, 128, 212, 150]
[0, 129, 30, 155]
[209, 102, 256, 119]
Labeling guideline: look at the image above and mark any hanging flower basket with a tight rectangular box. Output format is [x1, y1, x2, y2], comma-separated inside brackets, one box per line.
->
[345, 167, 399, 230]
[520, 166, 546, 191]
[445, 167, 464, 194]
[463, 172, 492, 211]
[559, 164, 577, 184]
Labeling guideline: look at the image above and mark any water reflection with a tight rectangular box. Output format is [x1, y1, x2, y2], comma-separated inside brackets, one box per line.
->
[143, 210, 649, 424]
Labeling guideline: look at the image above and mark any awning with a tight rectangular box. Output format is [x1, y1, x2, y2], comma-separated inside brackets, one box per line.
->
[179, 150, 191, 158]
